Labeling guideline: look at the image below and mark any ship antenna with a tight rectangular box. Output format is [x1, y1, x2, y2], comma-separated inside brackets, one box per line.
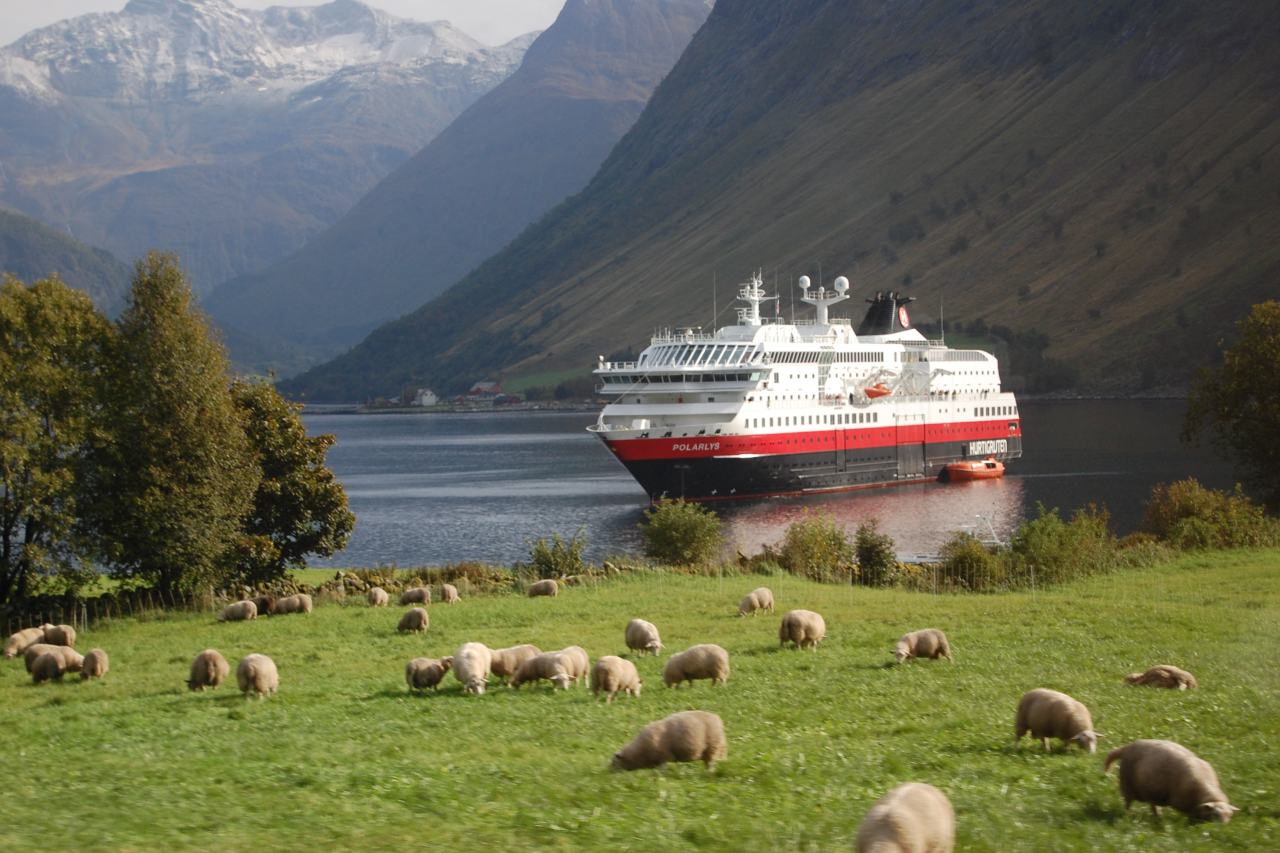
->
[712, 270, 716, 327]
[940, 290, 945, 344]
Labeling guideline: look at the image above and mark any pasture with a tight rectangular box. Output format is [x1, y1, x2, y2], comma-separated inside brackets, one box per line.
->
[2, 550, 1278, 851]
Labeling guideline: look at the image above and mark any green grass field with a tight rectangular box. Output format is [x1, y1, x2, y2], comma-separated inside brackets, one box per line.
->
[3, 551, 1278, 851]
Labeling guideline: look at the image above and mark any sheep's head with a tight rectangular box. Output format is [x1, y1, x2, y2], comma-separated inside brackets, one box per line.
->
[893, 643, 911, 664]
[1196, 802, 1238, 823]
[1071, 731, 1100, 753]
[440, 656, 453, 672]
[609, 752, 628, 771]
[551, 673, 571, 690]
[649, 641, 664, 654]
[1123, 672, 1144, 684]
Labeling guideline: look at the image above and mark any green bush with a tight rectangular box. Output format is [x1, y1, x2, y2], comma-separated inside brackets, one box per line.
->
[938, 532, 1007, 591]
[1008, 503, 1117, 586]
[638, 500, 723, 566]
[777, 511, 854, 583]
[854, 520, 898, 587]
[1141, 478, 1279, 549]
[525, 530, 587, 579]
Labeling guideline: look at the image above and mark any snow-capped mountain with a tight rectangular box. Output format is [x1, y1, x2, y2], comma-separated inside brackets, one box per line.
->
[0, 0, 534, 292]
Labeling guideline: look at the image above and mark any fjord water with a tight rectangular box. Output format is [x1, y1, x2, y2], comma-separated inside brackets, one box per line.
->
[304, 400, 1238, 568]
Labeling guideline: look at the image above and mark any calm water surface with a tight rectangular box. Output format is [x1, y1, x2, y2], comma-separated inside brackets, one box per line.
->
[304, 400, 1238, 568]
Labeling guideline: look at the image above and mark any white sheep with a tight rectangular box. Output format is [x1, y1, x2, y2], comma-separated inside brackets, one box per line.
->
[218, 600, 258, 622]
[367, 586, 390, 607]
[611, 710, 726, 771]
[24, 644, 82, 673]
[31, 651, 67, 684]
[452, 642, 492, 695]
[1015, 688, 1101, 753]
[22, 643, 62, 673]
[779, 609, 826, 650]
[274, 593, 313, 615]
[80, 648, 109, 680]
[527, 578, 559, 598]
[625, 618, 663, 656]
[400, 586, 432, 605]
[510, 652, 573, 690]
[489, 644, 542, 683]
[738, 587, 775, 616]
[188, 649, 230, 691]
[1124, 665, 1198, 690]
[252, 594, 276, 616]
[397, 607, 430, 633]
[405, 656, 453, 692]
[4, 626, 46, 659]
[894, 628, 954, 664]
[555, 645, 590, 685]
[441, 583, 460, 604]
[591, 655, 641, 702]
[855, 782, 955, 853]
[236, 653, 279, 698]
[43, 623, 77, 647]
[662, 644, 729, 688]
[1104, 739, 1236, 822]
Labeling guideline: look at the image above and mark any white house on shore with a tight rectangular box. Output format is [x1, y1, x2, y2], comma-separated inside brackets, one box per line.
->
[412, 388, 439, 406]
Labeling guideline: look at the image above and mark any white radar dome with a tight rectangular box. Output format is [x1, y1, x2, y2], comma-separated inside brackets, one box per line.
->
[798, 275, 811, 290]
[834, 276, 849, 293]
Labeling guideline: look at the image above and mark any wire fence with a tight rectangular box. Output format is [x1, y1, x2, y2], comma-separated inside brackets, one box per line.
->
[2, 587, 217, 637]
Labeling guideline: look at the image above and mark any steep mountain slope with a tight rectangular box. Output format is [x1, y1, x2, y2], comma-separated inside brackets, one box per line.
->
[0, 0, 531, 293]
[205, 0, 713, 358]
[0, 208, 130, 313]
[282, 0, 1280, 401]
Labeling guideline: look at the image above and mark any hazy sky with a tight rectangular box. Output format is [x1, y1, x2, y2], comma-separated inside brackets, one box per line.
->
[0, 1, 567, 48]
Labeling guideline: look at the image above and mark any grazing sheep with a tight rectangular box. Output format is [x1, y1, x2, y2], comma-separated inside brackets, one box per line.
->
[23, 644, 82, 673]
[610, 710, 726, 771]
[662, 644, 730, 688]
[625, 619, 663, 656]
[510, 652, 573, 690]
[779, 609, 826, 650]
[591, 655, 642, 702]
[43, 624, 77, 647]
[489, 644, 542, 683]
[1125, 665, 1198, 690]
[405, 656, 453, 692]
[31, 651, 67, 684]
[738, 587, 775, 617]
[218, 600, 258, 622]
[555, 645, 590, 685]
[188, 649, 231, 691]
[894, 628, 954, 664]
[274, 593, 313, 615]
[441, 583, 460, 604]
[1104, 739, 1237, 822]
[81, 648, 109, 680]
[236, 653, 279, 698]
[397, 607, 430, 633]
[400, 586, 432, 605]
[59, 647, 86, 673]
[452, 642, 492, 695]
[527, 579, 559, 598]
[252, 594, 277, 616]
[1015, 688, 1101, 753]
[23, 643, 62, 673]
[367, 586, 390, 607]
[855, 782, 955, 853]
[4, 627, 46, 659]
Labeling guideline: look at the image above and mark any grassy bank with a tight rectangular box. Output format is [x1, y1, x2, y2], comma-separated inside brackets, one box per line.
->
[3, 551, 1278, 850]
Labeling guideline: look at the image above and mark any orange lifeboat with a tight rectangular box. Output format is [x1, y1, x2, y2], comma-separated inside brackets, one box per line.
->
[864, 383, 892, 398]
[945, 458, 1005, 481]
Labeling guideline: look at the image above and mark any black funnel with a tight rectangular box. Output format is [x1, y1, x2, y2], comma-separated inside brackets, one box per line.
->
[857, 291, 915, 336]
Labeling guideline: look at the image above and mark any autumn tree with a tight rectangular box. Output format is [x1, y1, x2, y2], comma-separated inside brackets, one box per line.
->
[0, 276, 111, 606]
[1184, 300, 1280, 509]
[225, 378, 354, 586]
[83, 253, 259, 595]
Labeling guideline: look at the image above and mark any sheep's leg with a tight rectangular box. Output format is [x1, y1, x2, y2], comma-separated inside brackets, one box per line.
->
[1149, 804, 1160, 818]
[1042, 738, 1051, 751]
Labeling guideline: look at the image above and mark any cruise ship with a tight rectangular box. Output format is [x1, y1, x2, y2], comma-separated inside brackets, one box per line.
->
[587, 271, 1022, 501]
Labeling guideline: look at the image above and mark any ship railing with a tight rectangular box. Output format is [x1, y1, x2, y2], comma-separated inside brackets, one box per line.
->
[597, 361, 639, 371]
[650, 328, 720, 344]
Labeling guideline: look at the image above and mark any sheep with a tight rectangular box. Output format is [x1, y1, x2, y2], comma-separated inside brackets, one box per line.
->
[405, 656, 453, 692]
[855, 782, 955, 853]
[23, 644, 82, 673]
[452, 642, 492, 695]
[527, 579, 559, 598]
[555, 645, 590, 686]
[738, 586, 775, 617]
[1015, 688, 1101, 753]
[1124, 665, 1198, 690]
[489, 644, 542, 683]
[662, 643, 729, 688]
[43, 623, 77, 647]
[367, 586, 390, 607]
[31, 651, 67, 684]
[779, 609, 826, 650]
[218, 600, 258, 622]
[81, 648, 109, 680]
[252, 594, 277, 616]
[274, 593, 313, 615]
[236, 653, 279, 698]
[625, 618, 663, 656]
[397, 607, 430, 633]
[4, 626, 47, 659]
[1104, 739, 1237, 822]
[441, 583, 460, 604]
[894, 628, 954, 664]
[510, 652, 573, 690]
[23, 643, 62, 673]
[188, 649, 230, 691]
[400, 586, 432, 605]
[60, 648, 86, 672]
[591, 655, 642, 702]
[610, 710, 726, 771]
